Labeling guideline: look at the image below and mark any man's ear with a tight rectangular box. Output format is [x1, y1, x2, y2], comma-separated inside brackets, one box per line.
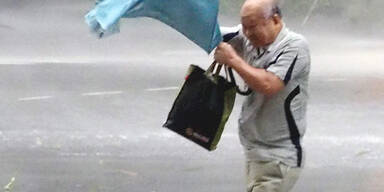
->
[272, 14, 282, 25]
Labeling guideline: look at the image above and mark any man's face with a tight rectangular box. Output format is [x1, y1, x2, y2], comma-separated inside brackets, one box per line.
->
[241, 13, 279, 47]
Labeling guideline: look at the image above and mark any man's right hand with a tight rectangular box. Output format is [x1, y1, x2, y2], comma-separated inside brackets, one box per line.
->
[214, 42, 240, 68]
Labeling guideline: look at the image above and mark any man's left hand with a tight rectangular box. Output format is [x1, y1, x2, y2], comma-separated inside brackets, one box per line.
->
[214, 42, 239, 68]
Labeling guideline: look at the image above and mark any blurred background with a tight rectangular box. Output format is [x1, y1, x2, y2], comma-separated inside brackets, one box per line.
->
[0, 0, 384, 192]
[222, 0, 384, 34]
[1, 0, 383, 64]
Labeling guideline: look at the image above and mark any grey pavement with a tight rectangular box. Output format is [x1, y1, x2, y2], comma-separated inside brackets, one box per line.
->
[1, 46, 384, 191]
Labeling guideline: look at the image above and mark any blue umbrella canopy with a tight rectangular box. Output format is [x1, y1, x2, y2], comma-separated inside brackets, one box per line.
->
[85, 0, 222, 53]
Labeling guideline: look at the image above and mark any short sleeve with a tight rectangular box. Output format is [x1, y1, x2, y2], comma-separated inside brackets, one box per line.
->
[220, 25, 244, 54]
[266, 42, 310, 85]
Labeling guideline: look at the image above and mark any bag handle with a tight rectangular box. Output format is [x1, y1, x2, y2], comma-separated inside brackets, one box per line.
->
[209, 61, 252, 96]
[207, 61, 216, 73]
[227, 67, 252, 96]
[207, 61, 223, 76]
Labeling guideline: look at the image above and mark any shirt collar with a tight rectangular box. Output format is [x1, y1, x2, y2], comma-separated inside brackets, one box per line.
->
[263, 23, 288, 53]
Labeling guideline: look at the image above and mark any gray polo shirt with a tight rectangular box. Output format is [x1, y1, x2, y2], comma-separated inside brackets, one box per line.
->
[222, 24, 311, 167]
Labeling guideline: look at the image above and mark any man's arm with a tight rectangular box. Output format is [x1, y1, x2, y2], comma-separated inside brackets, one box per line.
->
[214, 42, 284, 97]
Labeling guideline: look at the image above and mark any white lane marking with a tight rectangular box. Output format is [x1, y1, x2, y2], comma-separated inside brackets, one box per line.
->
[118, 170, 138, 177]
[87, 132, 384, 145]
[161, 50, 204, 56]
[59, 152, 87, 157]
[18, 96, 53, 101]
[306, 135, 384, 145]
[323, 78, 347, 82]
[146, 87, 179, 92]
[222, 133, 384, 145]
[81, 91, 123, 96]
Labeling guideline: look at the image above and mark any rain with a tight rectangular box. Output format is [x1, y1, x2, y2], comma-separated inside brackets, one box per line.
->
[0, 0, 383, 191]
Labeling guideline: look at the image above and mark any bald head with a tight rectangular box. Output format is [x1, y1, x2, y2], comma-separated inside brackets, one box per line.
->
[240, 0, 283, 47]
[241, 0, 281, 19]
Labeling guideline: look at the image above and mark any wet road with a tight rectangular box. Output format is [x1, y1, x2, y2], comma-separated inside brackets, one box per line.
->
[1, 1, 384, 190]
[1, 42, 384, 192]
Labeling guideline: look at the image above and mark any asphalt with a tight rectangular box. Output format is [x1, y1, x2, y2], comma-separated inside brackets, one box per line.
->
[1, 43, 384, 191]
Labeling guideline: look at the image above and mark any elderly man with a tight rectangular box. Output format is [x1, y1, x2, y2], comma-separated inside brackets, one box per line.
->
[214, 0, 310, 191]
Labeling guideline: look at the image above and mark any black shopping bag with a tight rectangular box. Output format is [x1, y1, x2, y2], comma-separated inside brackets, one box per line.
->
[163, 62, 236, 151]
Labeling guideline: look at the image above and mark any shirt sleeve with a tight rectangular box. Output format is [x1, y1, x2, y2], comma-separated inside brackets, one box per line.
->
[220, 25, 244, 54]
[266, 41, 310, 85]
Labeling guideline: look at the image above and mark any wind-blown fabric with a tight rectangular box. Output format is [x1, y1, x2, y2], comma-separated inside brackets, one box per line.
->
[85, 0, 222, 53]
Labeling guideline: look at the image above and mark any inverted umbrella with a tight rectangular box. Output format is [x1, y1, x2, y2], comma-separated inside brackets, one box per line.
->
[85, 0, 222, 53]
